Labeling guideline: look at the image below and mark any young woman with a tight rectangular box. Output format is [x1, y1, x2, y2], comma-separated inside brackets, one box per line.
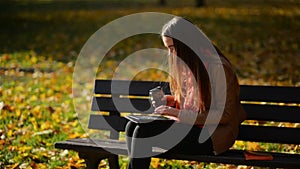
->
[125, 17, 246, 169]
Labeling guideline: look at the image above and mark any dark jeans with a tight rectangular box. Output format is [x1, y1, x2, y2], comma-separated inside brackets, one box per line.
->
[125, 121, 214, 169]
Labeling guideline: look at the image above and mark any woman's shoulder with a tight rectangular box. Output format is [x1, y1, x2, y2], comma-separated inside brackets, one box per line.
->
[205, 56, 238, 83]
[205, 56, 232, 70]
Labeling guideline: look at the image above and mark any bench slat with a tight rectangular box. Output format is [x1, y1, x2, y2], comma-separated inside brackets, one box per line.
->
[94, 80, 300, 103]
[238, 125, 300, 144]
[91, 97, 154, 113]
[243, 104, 300, 123]
[92, 97, 300, 123]
[240, 85, 300, 103]
[88, 114, 128, 131]
[94, 80, 170, 96]
[87, 114, 300, 144]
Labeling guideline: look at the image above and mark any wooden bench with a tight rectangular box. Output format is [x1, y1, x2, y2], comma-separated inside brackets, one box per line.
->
[55, 79, 300, 169]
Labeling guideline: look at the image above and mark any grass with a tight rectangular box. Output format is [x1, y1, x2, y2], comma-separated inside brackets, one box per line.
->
[0, 0, 299, 168]
[0, 52, 85, 169]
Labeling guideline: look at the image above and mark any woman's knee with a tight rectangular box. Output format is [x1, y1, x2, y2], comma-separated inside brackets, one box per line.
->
[125, 121, 137, 137]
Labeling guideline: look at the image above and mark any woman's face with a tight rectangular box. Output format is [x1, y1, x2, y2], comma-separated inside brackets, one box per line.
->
[162, 36, 177, 57]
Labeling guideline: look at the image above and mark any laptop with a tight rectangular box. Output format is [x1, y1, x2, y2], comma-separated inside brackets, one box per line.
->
[125, 114, 176, 124]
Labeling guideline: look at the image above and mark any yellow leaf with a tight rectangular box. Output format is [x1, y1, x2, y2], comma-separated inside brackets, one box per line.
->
[32, 106, 41, 116]
[51, 112, 60, 123]
[40, 93, 46, 101]
[35, 163, 47, 169]
[22, 153, 29, 157]
[19, 145, 32, 153]
[29, 95, 38, 102]
[7, 163, 19, 169]
[151, 158, 160, 168]
[68, 133, 82, 139]
[233, 140, 246, 149]
[31, 56, 37, 64]
[15, 86, 25, 92]
[46, 89, 54, 97]
[7, 130, 13, 137]
[16, 109, 21, 117]
[40, 121, 52, 130]
[247, 142, 260, 151]
[29, 117, 38, 131]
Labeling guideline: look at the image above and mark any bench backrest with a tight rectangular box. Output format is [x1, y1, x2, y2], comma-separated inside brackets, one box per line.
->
[89, 80, 300, 144]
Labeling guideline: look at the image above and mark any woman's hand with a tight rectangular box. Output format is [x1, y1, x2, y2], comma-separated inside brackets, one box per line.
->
[154, 105, 180, 117]
[152, 95, 176, 108]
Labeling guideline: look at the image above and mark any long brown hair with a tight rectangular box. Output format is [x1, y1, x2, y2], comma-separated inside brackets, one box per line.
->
[161, 17, 212, 112]
[170, 38, 211, 112]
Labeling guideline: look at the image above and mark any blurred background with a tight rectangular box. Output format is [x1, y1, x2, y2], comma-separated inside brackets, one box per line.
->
[0, 0, 299, 168]
[1, 0, 300, 83]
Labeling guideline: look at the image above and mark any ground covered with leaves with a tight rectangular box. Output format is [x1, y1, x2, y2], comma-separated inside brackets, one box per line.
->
[0, 0, 299, 168]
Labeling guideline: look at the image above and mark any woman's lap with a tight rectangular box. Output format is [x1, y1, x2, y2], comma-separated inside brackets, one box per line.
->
[125, 121, 214, 156]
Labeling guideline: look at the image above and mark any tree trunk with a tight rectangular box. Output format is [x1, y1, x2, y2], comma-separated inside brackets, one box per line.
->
[159, 0, 166, 6]
[195, 0, 205, 7]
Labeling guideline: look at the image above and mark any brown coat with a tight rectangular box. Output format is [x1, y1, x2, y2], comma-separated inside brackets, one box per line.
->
[178, 57, 247, 155]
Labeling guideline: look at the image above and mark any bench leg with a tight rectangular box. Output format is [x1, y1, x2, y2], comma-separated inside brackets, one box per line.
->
[108, 155, 120, 169]
[86, 158, 101, 169]
[79, 152, 120, 169]
[79, 152, 102, 169]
